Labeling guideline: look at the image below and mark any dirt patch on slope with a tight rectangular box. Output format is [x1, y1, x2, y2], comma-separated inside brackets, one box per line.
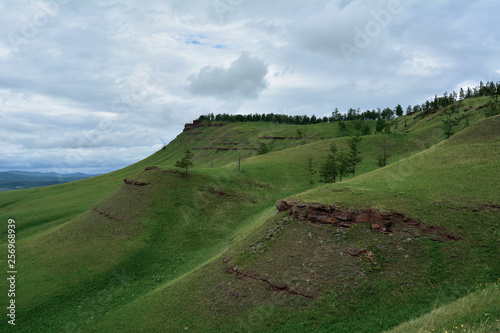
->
[123, 179, 150, 186]
[276, 199, 460, 241]
[225, 265, 314, 299]
[92, 206, 123, 222]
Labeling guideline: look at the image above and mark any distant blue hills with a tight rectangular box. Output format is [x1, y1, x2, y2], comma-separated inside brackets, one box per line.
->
[0, 170, 100, 191]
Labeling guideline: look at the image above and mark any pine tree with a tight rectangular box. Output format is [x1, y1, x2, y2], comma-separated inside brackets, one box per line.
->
[337, 150, 351, 182]
[338, 120, 346, 131]
[442, 105, 459, 139]
[319, 144, 339, 184]
[307, 157, 314, 189]
[257, 142, 269, 155]
[376, 118, 385, 133]
[395, 104, 404, 117]
[329, 144, 339, 183]
[459, 87, 465, 101]
[406, 105, 412, 115]
[175, 149, 194, 176]
[377, 134, 392, 167]
[348, 134, 362, 177]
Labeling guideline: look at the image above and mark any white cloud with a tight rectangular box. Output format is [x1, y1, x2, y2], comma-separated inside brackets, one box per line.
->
[187, 51, 269, 101]
[0, 0, 499, 173]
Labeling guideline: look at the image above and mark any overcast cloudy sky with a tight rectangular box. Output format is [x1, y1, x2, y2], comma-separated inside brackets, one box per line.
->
[1, 0, 499, 174]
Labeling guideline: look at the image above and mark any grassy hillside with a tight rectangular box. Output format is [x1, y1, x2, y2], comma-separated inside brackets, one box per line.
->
[387, 279, 500, 333]
[0, 96, 497, 332]
[84, 114, 499, 332]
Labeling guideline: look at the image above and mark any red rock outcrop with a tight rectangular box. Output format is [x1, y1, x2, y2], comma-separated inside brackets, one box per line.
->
[123, 179, 150, 186]
[276, 199, 460, 240]
[276, 199, 392, 233]
[183, 120, 225, 132]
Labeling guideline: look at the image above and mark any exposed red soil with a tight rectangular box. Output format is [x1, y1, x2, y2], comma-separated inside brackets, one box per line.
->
[92, 206, 122, 221]
[183, 120, 225, 131]
[225, 265, 314, 299]
[476, 103, 490, 110]
[276, 199, 460, 241]
[123, 179, 150, 186]
[259, 136, 301, 140]
[212, 190, 230, 197]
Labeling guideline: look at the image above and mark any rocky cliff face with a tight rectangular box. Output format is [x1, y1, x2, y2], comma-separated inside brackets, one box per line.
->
[183, 120, 225, 131]
[276, 199, 460, 240]
[276, 199, 393, 233]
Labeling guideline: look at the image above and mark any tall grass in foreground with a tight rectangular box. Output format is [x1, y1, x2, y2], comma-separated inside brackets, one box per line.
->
[387, 279, 500, 333]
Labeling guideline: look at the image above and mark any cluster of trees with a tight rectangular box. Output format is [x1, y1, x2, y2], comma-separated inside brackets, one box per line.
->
[197, 107, 402, 125]
[180, 80, 500, 178]
[407, 81, 500, 116]
[308, 135, 363, 187]
[197, 81, 500, 126]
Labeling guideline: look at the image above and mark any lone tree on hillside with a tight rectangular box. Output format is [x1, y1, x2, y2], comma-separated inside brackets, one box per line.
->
[296, 129, 304, 140]
[307, 156, 315, 189]
[442, 104, 460, 139]
[377, 134, 393, 168]
[348, 134, 362, 177]
[337, 150, 351, 182]
[257, 142, 270, 155]
[319, 144, 339, 184]
[175, 149, 194, 176]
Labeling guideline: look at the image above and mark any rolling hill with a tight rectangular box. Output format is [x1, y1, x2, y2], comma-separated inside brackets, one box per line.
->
[0, 96, 498, 332]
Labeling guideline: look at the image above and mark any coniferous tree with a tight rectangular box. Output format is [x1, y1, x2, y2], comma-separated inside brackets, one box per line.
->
[406, 105, 412, 115]
[337, 150, 351, 182]
[319, 161, 331, 185]
[361, 123, 371, 135]
[319, 144, 339, 184]
[257, 142, 269, 155]
[175, 149, 194, 176]
[442, 104, 459, 139]
[377, 134, 392, 167]
[296, 129, 304, 140]
[307, 156, 314, 189]
[376, 118, 385, 133]
[338, 120, 346, 131]
[329, 144, 339, 183]
[395, 104, 404, 117]
[459, 87, 465, 101]
[348, 134, 362, 177]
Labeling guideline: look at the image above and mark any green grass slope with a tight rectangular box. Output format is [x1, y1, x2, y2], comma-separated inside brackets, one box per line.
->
[387, 279, 500, 333]
[83, 115, 499, 332]
[0, 96, 496, 332]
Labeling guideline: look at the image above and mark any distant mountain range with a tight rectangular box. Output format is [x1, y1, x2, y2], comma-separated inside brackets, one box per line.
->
[0, 170, 100, 191]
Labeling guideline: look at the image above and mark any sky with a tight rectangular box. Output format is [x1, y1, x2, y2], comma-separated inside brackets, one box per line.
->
[1, 0, 499, 174]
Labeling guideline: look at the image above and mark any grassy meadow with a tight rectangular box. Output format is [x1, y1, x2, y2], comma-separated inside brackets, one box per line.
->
[0, 96, 498, 332]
